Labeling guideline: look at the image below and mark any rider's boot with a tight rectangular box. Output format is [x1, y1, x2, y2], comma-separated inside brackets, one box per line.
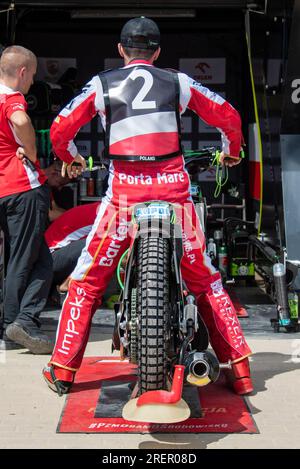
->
[224, 357, 253, 395]
[43, 363, 75, 396]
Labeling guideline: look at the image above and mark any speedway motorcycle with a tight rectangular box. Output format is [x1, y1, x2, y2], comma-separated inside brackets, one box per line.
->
[112, 148, 232, 423]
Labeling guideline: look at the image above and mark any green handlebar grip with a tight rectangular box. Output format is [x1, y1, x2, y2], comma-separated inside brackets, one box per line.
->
[88, 156, 93, 171]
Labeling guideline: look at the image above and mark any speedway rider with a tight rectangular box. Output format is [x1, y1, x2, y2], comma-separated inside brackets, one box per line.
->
[43, 17, 253, 396]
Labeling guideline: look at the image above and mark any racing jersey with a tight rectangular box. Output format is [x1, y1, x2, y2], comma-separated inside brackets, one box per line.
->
[0, 83, 46, 198]
[45, 202, 99, 252]
[99, 65, 182, 160]
[50, 59, 242, 164]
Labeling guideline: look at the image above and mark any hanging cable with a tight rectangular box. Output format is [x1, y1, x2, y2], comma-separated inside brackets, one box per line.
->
[245, 9, 264, 234]
[246, 1, 268, 15]
[1, 2, 16, 45]
[0, 3, 14, 15]
[211, 151, 229, 198]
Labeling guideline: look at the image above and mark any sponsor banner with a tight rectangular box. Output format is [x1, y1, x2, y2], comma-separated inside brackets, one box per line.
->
[36, 57, 77, 83]
[179, 58, 226, 84]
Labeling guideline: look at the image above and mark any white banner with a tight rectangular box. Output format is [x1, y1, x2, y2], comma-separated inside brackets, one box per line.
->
[179, 58, 226, 84]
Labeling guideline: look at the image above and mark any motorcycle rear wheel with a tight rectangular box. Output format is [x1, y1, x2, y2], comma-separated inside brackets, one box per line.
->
[136, 236, 170, 394]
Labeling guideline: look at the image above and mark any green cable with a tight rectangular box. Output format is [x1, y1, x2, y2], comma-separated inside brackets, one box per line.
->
[88, 156, 93, 171]
[184, 149, 228, 198]
[184, 148, 245, 198]
[171, 210, 176, 224]
[213, 149, 245, 197]
[212, 150, 228, 198]
[117, 249, 129, 290]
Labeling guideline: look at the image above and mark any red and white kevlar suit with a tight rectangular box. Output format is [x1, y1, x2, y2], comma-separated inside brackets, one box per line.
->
[49, 59, 251, 371]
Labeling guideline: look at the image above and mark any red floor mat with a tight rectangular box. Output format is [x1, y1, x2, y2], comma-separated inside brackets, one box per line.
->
[57, 357, 258, 434]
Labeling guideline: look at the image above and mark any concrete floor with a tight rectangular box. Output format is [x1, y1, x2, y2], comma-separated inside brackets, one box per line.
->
[0, 287, 300, 449]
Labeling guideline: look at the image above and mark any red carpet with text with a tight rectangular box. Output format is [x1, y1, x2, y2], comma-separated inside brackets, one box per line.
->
[57, 357, 258, 434]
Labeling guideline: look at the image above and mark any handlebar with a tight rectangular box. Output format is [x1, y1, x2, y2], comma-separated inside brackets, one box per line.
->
[183, 146, 245, 169]
[183, 147, 219, 169]
[183, 146, 218, 158]
[184, 146, 227, 198]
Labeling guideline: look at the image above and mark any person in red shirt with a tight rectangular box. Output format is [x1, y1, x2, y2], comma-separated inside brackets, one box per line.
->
[45, 202, 98, 252]
[43, 18, 253, 396]
[45, 202, 119, 305]
[0, 46, 53, 353]
[45, 202, 99, 290]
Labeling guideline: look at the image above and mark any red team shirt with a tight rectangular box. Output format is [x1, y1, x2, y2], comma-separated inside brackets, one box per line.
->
[45, 202, 99, 252]
[0, 83, 46, 198]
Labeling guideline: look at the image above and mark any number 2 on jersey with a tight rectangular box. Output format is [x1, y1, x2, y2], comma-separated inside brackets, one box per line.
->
[129, 69, 157, 110]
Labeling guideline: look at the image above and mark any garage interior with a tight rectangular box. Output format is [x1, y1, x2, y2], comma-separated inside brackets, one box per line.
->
[1, 0, 300, 449]
[1, 0, 299, 334]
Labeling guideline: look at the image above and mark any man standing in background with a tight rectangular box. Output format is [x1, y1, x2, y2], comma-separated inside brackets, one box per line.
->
[0, 45, 53, 353]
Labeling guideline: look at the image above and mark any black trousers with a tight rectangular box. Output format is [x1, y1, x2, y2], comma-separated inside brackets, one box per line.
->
[51, 238, 119, 301]
[0, 184, 53, 330]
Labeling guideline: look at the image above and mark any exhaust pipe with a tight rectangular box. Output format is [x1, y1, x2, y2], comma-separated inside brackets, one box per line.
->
[190, 358, 210, 379]
[184, 351, 220, 387]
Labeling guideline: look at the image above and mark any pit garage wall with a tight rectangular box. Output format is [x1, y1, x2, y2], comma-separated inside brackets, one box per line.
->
[246, 7, 288, 243]
[246, 0, 300, 288]
[14, 15, 248, 199]
[281, 0, 300, 285]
